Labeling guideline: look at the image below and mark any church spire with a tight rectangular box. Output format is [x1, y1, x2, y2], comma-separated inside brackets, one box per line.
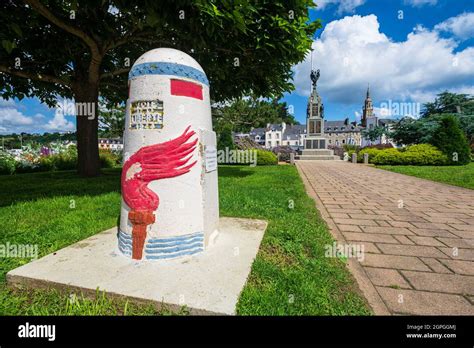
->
[362, 83, 373, 127]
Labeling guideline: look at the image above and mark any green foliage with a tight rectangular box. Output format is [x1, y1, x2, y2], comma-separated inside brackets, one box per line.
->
[213, 96, 298, 133]
[358, 144, 448, 165]
[256, 149, 278, 165]
[217, 125, 235, 151]
[0, 151, 16, 175]
[99, 151, 120, 169]
[1, 1, 319, 104]
[361, 126, 386, 142]
[99, 103, 125, 138]
[421, 91, 474, 118]
[429, 115, 471, 165]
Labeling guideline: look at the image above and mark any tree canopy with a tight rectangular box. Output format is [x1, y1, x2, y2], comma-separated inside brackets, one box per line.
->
[1, 0, 319, 176]
[212, 96, 298, 134]
[390, 92, 474, 147]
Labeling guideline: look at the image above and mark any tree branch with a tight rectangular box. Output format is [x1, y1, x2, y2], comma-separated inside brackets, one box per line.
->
[23, 0, 103, 83]
[0, 64, 71, 87]
[100, 68, 130, 80]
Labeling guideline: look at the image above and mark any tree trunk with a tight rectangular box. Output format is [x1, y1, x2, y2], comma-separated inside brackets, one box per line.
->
[74, 82, 100, 177]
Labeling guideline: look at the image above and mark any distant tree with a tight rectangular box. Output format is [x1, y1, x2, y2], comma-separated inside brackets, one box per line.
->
[362, 126, 387, 142]
[389, 117, 439, 145]
[1, 0, 319, 176]
[99, 102, 125, 138]
[213, 96, 297, 133]
[430, 115, 470, 165]
[421, 91, 474, 117]
[217, 124, 235, 151]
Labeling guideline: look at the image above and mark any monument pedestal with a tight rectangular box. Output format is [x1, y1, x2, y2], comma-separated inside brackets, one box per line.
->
[297, 149, 340, 160]
[7, 217, 267, 315]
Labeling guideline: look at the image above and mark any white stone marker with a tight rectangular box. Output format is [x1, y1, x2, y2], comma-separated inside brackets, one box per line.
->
[119, 48, 219, 260]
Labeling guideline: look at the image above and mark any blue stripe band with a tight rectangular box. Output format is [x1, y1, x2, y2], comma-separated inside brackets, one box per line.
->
[117, 230, 204, 260]
[146, 248, 203, 260]
[128, 62, 209, 86]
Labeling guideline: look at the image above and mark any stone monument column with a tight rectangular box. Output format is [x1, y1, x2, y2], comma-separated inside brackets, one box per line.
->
[118, 48, 219, 260]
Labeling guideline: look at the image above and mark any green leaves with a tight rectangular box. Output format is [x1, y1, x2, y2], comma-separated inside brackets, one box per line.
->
[1, 40, 16, 54]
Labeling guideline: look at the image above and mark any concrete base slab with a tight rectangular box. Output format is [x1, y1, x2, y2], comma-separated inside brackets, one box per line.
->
[7, 217, 267, 315]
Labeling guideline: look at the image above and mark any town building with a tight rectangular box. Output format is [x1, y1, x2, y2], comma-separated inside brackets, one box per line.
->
[98, 138, 124, 151]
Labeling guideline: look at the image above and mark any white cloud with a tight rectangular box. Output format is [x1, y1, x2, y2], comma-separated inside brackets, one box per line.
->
[403, 0, 437, 7]
[434, 12, 474, 40]
[44, 113, 75, 132]
[292, 14, 474, 108]
[314, 0, 366, 14]
[0, 98, 75, 134]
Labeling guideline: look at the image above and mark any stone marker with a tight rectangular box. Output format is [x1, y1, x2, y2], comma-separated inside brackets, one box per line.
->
[363, 153, 369, 164]
[352, 153, 357, 163]
[290, 152, 295, 165]
[119, 48, 219, 260]
[7, 48, 267, 315]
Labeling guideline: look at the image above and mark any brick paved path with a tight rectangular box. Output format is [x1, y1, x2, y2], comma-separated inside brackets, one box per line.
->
[297, 161, 474, 315]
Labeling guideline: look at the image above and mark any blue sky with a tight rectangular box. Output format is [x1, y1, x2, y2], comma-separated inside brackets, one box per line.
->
[283, 0, 474, 124]
[1, 0, 474, 134]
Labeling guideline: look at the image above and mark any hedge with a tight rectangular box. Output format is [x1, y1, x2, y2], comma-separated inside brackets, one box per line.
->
[358, 144, 448, 165]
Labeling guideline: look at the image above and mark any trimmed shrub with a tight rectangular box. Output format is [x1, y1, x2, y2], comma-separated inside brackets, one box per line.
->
[402, 144, 448, 165]
[256, 149, 278, 165]
[359, 144, 448, 165]
[429, 114, 471, 165]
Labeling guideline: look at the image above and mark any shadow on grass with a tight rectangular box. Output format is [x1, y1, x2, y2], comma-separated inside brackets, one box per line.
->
[218, 166, 255, 178]
[0, 168, 122, 207]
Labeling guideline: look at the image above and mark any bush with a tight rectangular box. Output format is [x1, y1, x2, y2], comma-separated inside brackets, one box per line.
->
[359, 144, 448, 165]
[0, 152, 16, 175]
[402, 144, 448, 165]
[256, 149, 278, 165]
[99, 150, 120, 168]
[429, 114, 471, 165]
[357, 148, 381, 163]
[272, 146, 295, 162]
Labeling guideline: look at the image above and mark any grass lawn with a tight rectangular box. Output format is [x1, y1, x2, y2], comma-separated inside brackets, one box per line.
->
[376, 162, 474, 190]
[0, 166, 370, 315]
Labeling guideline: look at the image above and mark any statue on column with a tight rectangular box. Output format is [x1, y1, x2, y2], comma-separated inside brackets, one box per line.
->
[310, 69, 320, 89]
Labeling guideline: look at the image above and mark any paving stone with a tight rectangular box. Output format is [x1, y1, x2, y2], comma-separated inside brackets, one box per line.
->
[389, 221, 416, 228]
[410, 228, 458, 238]
[334, 218, 378, 226]
[436, 237, 474, 249]
[376, 243, 447, 258]
[408, 235, 446, 247]
[439, 247, 474, 261]
[361, 254, 431, 271]
[338, 224, 362, 232]
[420, 257, 453, 274]
[365, 268, 411, 289]
[376, 287, 474, 315]
[343, 232, 398, 244]
[361, 226, 413, 235]
[393, 235, 415, 245]
[439, 260, 474, 275]
[401, 271, 474, 295]
[449, 224, 474, 232]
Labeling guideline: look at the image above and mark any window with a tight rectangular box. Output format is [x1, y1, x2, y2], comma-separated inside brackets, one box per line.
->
[342, 139, 345, 144]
